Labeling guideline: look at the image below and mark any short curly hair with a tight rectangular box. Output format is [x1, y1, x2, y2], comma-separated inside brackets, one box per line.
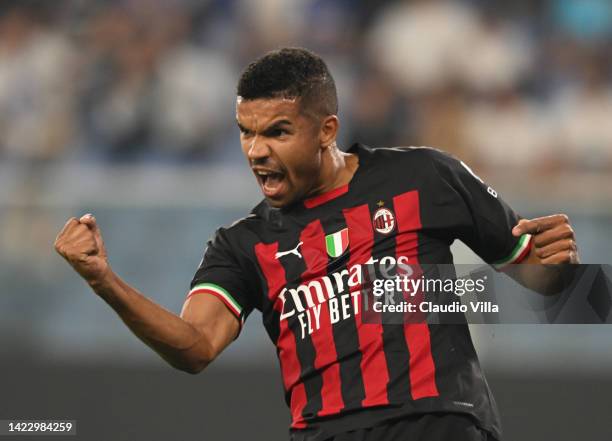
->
[237, 47, 338, 117]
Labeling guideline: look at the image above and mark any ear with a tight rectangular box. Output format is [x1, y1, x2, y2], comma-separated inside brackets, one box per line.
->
[319, 115, 339, 150]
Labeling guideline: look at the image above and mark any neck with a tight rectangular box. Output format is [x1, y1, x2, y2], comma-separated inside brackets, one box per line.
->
[315, 145, 358, 194]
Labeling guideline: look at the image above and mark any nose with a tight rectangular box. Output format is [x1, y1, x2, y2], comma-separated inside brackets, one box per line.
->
[247, 136, 271, 161]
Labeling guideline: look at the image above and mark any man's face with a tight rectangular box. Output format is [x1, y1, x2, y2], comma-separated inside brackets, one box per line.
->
[236, 97, 324, 208]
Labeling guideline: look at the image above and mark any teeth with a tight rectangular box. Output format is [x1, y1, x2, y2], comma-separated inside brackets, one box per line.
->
[256, 170, 282, 177]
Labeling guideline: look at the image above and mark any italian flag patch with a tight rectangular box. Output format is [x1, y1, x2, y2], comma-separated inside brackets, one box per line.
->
[493, 234, 533, 269]
[187, 282, 243, 322]
[325, 228, 349, 258]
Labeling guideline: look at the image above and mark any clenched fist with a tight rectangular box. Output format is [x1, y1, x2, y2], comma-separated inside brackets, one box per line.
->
[54, 214, 110, 285]
[512, 214, 579, 264]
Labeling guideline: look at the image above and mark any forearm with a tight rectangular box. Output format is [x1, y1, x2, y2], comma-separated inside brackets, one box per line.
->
[89, 270, 213, 373]
[506, 253, 577, 295]
[508, 265, 563, 295]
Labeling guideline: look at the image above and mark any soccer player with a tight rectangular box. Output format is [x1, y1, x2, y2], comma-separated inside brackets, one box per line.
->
[54, 48, 579, 441]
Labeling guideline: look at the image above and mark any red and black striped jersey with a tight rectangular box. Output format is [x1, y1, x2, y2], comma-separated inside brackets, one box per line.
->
[189, 144, 532, 440]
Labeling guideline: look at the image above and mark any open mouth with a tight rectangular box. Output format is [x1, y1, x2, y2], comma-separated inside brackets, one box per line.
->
[254, 169, 287, 199]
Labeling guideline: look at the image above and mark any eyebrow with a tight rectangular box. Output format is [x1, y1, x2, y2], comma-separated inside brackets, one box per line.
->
[237, 119, 293, 134]
[236, 121, 250, 132]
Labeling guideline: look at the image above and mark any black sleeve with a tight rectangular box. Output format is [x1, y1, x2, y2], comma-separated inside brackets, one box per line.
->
[428, 149, 532, 268]
[188, 227, 256, 327]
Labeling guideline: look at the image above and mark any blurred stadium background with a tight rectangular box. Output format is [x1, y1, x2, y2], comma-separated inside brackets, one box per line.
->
[0, 0, 611, 439]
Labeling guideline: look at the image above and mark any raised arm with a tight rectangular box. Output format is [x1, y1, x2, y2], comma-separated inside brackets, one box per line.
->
[54, 214, 239, 374]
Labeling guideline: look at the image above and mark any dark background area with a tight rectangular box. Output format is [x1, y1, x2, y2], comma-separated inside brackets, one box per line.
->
[2, 360, 611, 441]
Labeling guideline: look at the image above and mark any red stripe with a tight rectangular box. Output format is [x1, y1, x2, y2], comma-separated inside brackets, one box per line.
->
[393, 190, 439, 400]
[344, 204, 390, 407]
[340, 228, 350, 253]
[254, 242, 307, 428]
[186, 288, 241, 318]
[304, 184, 349, 209]
[300, 221, 344, 416]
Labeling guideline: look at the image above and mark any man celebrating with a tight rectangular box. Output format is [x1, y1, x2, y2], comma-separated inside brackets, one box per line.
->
[55, 48, 578, 441]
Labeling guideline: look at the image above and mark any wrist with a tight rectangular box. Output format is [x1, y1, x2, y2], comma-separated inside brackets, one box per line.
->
[87, 265, 115, 294]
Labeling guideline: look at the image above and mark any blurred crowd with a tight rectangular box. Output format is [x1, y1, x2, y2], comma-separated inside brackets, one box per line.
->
[0, 0, 611, 172]
[1, 0, 610, 373]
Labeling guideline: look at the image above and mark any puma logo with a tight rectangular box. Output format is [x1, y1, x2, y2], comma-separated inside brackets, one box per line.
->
[275, 242, 303, 260]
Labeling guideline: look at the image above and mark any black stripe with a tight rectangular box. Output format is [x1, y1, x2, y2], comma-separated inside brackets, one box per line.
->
[415, 219, 455, 399]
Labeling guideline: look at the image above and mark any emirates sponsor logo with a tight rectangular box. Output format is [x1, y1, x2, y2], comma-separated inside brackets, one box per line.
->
[278, 255, 411, 339]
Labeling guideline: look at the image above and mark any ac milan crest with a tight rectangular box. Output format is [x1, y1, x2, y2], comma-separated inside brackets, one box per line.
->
[373, 207, 395, 234]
